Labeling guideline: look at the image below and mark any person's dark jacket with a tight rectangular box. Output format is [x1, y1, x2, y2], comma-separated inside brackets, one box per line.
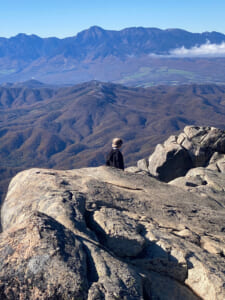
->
[106, 148, 124, 170]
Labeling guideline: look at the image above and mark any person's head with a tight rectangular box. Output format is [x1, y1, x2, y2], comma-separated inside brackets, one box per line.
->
[112, 138, 123, 149]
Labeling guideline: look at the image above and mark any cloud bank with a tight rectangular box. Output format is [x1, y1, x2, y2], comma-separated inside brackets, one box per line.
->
[170, 41, 225, 57]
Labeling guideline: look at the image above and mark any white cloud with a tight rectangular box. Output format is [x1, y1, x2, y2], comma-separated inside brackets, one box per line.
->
[170, 41, 225, 57]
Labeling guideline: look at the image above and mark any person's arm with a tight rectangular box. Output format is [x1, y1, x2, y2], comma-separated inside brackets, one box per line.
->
[106, 150, 114, 166]
[116, 151, 124, 170]
[106, 152, 111, 166]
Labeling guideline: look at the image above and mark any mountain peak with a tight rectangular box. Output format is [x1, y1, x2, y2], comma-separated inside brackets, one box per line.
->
[88, 25, 105, 32]
[12, 79, 45, 88]
[1, 27, 225, 85]
[12, 33, 40, 40]
[76, 26, 107, 42]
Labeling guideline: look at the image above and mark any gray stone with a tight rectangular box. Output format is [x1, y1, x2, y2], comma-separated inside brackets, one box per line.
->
[148, 125, 225, 182]
[148, 142, 193, 182]
[0, 211, 88, 299]
[137, 158, 149, 172]
[207, 152, 225, 173]
[92, 207, 146, 257]
[169, 167, 225, 206]
[1, 163, 225, 299]
[145, 271, 200, 300]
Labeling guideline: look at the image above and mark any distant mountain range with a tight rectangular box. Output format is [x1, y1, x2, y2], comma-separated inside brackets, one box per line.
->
[1, 26, 225, 86]
[1, 80, 225, 203]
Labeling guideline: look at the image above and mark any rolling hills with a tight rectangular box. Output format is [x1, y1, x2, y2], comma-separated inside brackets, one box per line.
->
[1, 81, 225, 203]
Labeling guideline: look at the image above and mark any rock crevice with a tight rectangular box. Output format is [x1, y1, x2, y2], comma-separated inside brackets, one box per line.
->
[1, 126, 225, 299]
[141, 126, 225, 182]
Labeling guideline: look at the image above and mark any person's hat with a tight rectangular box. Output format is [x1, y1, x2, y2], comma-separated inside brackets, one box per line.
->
[112, 138, 123, 148]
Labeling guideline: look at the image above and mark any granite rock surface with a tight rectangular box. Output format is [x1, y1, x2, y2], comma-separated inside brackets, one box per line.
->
[145, 125, 225, 182]
[1, 162, 225, 299]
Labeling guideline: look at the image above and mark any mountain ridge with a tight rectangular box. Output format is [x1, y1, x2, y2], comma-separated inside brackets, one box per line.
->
[1, 26, 225, 58]
[1, 81, 225, 204]
[1, 26, 225, 85]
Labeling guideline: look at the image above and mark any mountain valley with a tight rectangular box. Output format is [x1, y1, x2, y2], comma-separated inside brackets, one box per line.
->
[1, 81, 225, 203]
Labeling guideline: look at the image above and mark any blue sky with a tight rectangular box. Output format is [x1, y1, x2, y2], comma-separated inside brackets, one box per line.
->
[1, 0, 225, 38]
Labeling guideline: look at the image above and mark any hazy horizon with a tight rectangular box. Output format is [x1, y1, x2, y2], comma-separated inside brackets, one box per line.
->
[0, 0, 225, 38]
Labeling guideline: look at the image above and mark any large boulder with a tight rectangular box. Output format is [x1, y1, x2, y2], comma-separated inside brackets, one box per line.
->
[1, 165, 225, 299]
[148, 136, 193, 182]
[145, 126, 225, 182]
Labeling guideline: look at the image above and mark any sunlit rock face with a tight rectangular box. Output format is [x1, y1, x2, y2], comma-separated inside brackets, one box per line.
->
[1, 127, 225, 299]
[144, 125, 225, 182]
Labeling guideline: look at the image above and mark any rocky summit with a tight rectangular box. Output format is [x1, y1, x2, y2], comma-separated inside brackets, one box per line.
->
[0, 126, 225, 299]
[138, 125, 225, 182]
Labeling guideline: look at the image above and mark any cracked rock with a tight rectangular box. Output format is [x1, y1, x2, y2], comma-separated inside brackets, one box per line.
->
[92, 207, 146, 257]
[142, 125, 225, 182]
[1, 157, 225, 299]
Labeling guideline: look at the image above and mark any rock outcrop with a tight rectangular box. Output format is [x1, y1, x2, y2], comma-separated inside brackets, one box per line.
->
[142, 126, 225, 182]
[1, 158, 225, 299]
